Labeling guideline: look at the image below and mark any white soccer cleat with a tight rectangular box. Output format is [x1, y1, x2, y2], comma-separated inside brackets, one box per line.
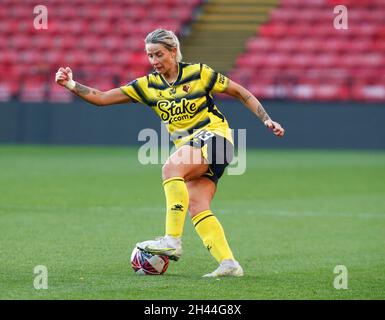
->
[203, 259, 244, 278]
[136, 235, 182, 261]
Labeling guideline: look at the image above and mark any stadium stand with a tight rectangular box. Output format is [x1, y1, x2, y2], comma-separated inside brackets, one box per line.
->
[181, 0, 279, 74]
[0, 0, 203, 102]
[1, 0, 384, 103]
[229, 0, 385, 101]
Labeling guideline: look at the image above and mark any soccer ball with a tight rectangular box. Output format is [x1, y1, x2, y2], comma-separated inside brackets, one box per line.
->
[130, 247, 169, 275]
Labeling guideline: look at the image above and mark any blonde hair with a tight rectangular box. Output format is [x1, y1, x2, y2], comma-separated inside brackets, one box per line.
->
[145, 29, 182, 62]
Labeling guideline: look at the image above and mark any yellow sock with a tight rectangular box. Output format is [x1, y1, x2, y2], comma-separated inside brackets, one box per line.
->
[192, 210, 234, 263]
[164, 177, 189, 238]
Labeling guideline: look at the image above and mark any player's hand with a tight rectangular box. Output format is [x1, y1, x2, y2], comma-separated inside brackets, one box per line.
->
[55, 67, 73, 87]
[264, 119, 285, 137]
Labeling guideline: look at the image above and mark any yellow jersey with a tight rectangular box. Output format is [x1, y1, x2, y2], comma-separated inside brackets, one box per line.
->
[120, 62, 233, 148]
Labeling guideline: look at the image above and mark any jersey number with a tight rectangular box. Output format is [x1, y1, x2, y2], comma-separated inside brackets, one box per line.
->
[196, 130, 214, 142]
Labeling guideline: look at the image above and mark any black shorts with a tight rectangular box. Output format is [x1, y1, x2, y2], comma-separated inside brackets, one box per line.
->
[185, 130, 234, 185]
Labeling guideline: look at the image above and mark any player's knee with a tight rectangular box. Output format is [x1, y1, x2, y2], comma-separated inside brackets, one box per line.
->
[162, 163, 182, 181]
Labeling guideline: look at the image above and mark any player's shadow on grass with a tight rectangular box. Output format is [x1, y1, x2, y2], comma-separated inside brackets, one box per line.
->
[163, 274, 258, 281]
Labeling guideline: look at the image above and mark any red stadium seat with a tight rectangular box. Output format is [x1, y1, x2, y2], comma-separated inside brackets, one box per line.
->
[98, 6, 123, 20]
[174, 7, 193, 23]
[291, 83, 316, 100]
[119, 37, 146, 52]
[16, 50, 42, 65]
[246, 38, 275, 52]
[53, 20, 84, 35]
[54, 5, 78, 19]
[150, 6, 170, 20]
[88, 20, 113, 35]
[248, 83, 277, 99]
[101, 36, 124, 52]
[61, 50, 89, 68]
[20, 81, 46, 102]
[120, 67, 152, 84]
[9, 35, 32, 50]
[352, 83, 385, 102]
[44, 50, 65, 66]
[121, 7, 147, 21]
[130, 52, 151, 68]
[0, 82, 13, 102]
[77, 35, 101, 51]
[88, 52, 113, 66]
[11, 4, 27, 16]
[98, 79, 117, 92]
[48, 83, 74, 103]
[114, 51, 135, 68]
[314, 83, 350, 101]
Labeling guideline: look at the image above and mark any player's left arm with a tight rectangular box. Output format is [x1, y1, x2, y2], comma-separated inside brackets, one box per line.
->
[223, 80, 285, 137]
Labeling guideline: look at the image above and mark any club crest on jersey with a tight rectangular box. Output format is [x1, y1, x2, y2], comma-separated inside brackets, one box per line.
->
[183, 84, 191, 93]
[169, 87, 177, 95]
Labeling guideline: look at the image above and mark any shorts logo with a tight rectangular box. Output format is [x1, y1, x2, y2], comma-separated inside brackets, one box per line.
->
[205, 167, 214, 177]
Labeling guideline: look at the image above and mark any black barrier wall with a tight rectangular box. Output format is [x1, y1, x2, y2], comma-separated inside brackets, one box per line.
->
[0, 99, 384, 149]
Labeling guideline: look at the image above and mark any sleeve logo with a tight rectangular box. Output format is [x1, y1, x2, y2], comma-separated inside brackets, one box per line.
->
[218, 74, 226, 85]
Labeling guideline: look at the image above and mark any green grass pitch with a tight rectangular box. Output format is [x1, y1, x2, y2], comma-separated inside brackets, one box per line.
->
[0, 145, 384, 300]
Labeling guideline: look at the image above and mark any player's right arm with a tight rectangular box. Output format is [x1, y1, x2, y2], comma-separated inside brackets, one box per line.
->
[55, 67, 133, 106]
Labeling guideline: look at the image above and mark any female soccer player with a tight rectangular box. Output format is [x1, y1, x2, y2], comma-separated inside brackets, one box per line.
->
[55, 29, 285, 277]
